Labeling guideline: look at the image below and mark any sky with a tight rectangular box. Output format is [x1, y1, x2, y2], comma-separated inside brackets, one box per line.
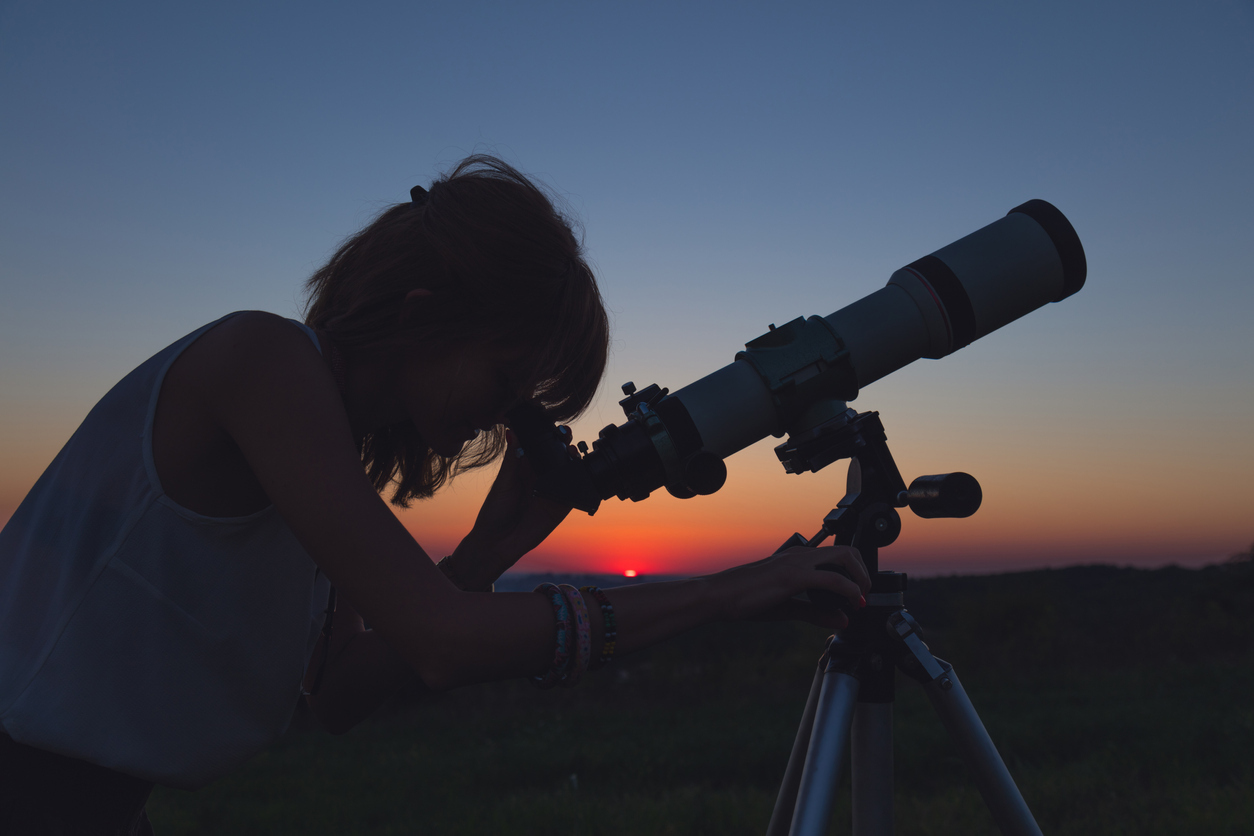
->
[1, 1, 1251, 578]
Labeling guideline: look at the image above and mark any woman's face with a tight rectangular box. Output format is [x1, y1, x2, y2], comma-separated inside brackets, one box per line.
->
[396, 339, 532, 457]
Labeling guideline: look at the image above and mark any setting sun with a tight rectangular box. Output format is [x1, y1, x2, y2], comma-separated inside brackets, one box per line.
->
[623, 569, 637, 577]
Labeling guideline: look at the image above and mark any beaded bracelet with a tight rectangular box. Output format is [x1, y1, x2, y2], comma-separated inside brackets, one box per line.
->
[558, 585, 592, 687]
[580, 586, 617, 669]
[533, 582, 573, 689]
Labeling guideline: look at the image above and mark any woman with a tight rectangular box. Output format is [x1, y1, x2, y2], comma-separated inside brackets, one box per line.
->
[0, 155, 867, 833]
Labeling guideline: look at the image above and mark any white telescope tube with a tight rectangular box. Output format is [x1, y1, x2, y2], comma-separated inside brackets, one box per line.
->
[667, 200, 1085, 460]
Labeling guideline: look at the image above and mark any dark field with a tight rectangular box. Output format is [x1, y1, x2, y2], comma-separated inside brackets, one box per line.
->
[147, 562, 1254, 835]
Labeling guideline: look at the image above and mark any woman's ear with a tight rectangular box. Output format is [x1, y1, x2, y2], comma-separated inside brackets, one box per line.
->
[400, 288, 435, 325]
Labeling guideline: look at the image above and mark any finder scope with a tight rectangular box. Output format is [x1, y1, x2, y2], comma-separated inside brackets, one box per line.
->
[507, 199, 1086, 515]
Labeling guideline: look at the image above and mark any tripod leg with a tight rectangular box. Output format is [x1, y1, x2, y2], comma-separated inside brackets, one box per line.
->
[767, 664, 825, 836]
[924, 664, 1043, 836]
[788, 669, 860, 836]
[851, 702, 894, 836]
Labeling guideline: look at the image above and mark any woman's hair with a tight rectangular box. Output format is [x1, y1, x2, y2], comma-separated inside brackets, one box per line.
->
[304, 155, 609, 506]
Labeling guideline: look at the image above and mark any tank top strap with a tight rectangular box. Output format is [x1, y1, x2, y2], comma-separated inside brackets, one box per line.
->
[286, 320, 322, 355]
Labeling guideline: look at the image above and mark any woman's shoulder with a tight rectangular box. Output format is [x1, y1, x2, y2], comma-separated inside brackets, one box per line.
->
[152, 312, 335, 517]
[163, 311, 332, 433]
[186, 311, 322, 376]
[209, 309, 316, 346]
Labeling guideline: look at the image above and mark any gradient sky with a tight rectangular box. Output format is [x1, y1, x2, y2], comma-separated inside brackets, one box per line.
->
[2, 1, 1251, 577]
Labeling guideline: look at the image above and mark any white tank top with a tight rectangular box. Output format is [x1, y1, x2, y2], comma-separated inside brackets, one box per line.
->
[0, 313, 332, 789]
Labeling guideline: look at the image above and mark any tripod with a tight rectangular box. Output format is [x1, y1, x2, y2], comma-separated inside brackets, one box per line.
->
[764, 409, 1043, 836]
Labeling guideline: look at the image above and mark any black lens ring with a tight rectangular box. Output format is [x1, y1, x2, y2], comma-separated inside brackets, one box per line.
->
[655, 396, 704, 459]
[904, 255, 978, 353]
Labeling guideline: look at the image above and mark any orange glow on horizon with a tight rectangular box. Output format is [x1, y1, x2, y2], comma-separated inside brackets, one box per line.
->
[389, 447, 1251, 579]
[623, 569, 637, 577]
[4, 399, 1235, 580]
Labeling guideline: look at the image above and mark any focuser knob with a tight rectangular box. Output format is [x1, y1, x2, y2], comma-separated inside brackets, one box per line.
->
[618, 382, 669, 417]
[904, 472, 982, 518]
[682, 450, 727, 496]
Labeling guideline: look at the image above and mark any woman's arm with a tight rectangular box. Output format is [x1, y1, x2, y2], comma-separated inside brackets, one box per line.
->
[198, 313, 868, 695]
[439, 429, 573, 591]
[196, 313, 557, 690]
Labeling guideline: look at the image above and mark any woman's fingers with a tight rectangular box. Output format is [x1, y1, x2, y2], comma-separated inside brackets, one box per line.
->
[789, 545, 870, 606]
[712, 544, 873, 624]
[778, 544, 869, 585]
[825, 545, 871, 591]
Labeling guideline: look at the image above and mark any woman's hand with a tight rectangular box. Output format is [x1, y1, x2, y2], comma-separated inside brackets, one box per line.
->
[707, 545, 871, 630]
[450, 429, 574, 588]
[603, 545, 871, 658]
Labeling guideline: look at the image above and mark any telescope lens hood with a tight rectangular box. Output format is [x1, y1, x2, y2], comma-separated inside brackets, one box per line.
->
[1007, 199, 1087, 300]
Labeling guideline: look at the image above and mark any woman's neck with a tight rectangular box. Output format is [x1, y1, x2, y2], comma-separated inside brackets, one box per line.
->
[340, 354, 406, 441]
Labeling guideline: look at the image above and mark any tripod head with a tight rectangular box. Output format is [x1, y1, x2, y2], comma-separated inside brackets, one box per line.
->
[772, 407, 980, 613]
[766, 420, 1040, 836]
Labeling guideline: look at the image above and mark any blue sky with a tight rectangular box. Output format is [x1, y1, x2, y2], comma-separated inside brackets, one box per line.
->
[2, 1, 1251, 573]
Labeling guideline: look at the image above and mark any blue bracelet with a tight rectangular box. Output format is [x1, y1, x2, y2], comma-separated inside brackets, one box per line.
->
[533, 583, 573, 689]
[580, 586, 617, 669]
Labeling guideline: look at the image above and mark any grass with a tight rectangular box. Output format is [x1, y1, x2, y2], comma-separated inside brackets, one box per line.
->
[146, 563, 1254, 834]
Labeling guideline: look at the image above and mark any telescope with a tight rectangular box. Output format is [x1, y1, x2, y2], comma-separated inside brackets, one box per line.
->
[506, 199, 1087, 836]
[507, 199, 1086, 515]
